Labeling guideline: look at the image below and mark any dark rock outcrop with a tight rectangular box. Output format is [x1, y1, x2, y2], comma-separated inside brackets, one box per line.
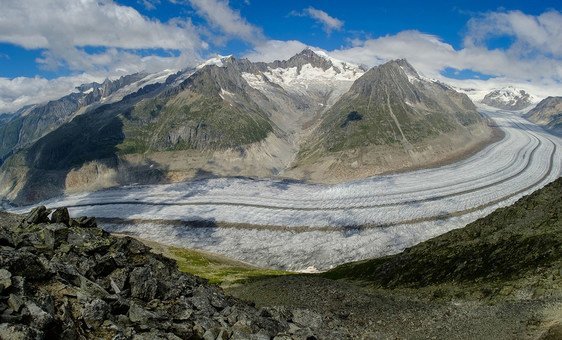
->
[0, 208, 313, 339]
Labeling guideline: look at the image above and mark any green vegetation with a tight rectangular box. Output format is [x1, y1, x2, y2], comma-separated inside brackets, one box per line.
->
[117, 86, 273, 155]
[155, 245, 291, 287]
[324, 178, 562, 299]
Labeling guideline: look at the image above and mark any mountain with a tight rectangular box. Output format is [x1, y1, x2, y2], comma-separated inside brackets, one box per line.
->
[481, 86, 534, 110]
[0, 50, 494, 204]
[524, 96, 562, 135]
[291, 59, 492, 181]
[0, 72, 179, 164]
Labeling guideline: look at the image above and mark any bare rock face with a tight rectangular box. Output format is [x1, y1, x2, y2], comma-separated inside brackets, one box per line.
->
[524, 96, 562, 135]
[0, 208, 318, 339]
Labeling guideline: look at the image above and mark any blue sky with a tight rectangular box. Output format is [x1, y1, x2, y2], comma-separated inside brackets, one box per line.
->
[0, 0, 561, 112]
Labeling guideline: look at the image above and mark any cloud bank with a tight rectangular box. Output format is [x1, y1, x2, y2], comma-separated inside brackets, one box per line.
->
[0, 3, 561, 113]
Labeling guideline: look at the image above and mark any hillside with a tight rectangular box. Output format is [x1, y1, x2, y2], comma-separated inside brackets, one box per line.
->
[325, 177, 561, 288]
[524, 96, 562, 136]
[292, 59, 494, 181]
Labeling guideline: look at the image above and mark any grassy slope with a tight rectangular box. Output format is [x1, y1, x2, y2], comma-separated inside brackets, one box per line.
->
[133, 237, 290, 287]
[117, 66, 273, 155]
[324, 178, 562, 297]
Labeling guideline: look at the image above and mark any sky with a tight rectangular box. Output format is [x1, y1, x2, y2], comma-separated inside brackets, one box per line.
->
[0, 0, 561, 112]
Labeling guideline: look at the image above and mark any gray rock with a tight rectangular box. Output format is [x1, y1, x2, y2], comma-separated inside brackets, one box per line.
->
[42, 223, 69, 249]
[0, 323, 35, 340]
[8, 294, 24, 313]
[128, 302, 156, 323]
[73, 216, 97, 228]
[25, 301, 53, 330]
[79, 275, 110, 299]
[129, 267, 158, 301]
[291, 309, 323, 329]
[50, 207, 70, 225]
[82, 298, 110, 328]
[24, 206, 50, 224]
[110, 268, 129, 288]
[0, 268, 12, 290]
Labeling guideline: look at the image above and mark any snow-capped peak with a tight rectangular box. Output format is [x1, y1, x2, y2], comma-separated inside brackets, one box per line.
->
[481, 86, 537, 111]
[311, 49, 362, 73]
[197, 55, 233, 69]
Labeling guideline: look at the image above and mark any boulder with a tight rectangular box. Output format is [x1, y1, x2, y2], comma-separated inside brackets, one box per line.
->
[82, 299, 110, 328]
[50, 207, 70, 225]
[23, 206, 50, 225]
[0, 268, 12, 290]
[42, 223, 69, 250]
[129, 267, 158, 301]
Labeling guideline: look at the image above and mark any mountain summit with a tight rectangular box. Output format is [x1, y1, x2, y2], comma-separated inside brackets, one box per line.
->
[481, 86, 535, 110]
[0, 50, 493, 204]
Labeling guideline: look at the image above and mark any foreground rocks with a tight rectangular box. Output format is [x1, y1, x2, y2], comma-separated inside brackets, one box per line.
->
[0, 207, 317, 339]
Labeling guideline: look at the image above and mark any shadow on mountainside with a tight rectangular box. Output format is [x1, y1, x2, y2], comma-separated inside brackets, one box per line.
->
[12, 101, 169, 205]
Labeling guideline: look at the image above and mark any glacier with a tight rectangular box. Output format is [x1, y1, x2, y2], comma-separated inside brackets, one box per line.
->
[10, 110, 562, 271]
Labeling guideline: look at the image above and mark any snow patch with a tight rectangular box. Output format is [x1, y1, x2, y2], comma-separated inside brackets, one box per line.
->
[196, 55, 231, 69]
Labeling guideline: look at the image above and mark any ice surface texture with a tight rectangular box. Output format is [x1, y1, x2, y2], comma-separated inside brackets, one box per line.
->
[13, 111, 562, 270]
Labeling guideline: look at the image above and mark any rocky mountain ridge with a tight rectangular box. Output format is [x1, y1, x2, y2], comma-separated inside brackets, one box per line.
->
[0, 50, 492, 204]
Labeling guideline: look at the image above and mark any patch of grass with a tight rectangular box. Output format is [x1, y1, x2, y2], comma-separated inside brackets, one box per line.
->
[167, 247, 291, 287]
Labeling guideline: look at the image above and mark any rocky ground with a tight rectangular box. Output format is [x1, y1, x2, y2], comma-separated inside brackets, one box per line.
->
[0, 207, 321, 339]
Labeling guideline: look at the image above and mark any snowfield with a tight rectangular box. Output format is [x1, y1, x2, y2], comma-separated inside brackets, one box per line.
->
[11, 111, 562, 271]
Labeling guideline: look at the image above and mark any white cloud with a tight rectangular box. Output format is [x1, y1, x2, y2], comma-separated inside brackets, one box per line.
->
[0, 74, 102, 113]
[0, 0, 204, 50]
[292, 7, 344, 34]
[327, 29, 562, 97]
[243, 40, 311, 62]
[139, 0, 161, 10]
[0, 0, 207, 76]
[465, 10, 562, 57]
[187, 0, 265, 43]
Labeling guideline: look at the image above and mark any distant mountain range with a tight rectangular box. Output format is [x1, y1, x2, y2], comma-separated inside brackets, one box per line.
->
[0, 49, 493, 204]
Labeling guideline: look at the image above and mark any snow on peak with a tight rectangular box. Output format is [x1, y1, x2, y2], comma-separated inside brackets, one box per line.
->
[481, 86, 537, 111]
[312, 50, 363, 75]
[197, 55, 232, 69]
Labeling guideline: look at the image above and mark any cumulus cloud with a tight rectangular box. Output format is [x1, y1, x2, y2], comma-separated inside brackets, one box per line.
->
[243, 40, 311, 62]
[187, 0, 265, 43]
[0, 74, 103, 113]
[0, 0, 203, 50]
[465, 10, 562, 57]
[328, 29, 562, 94]
[0, 0, 207, 76]
[292, 7, 344, 34]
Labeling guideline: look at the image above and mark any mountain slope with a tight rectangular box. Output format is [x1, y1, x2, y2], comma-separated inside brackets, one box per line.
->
[291, 59, 494, 181]
[324, 177, 562, 289]
[524, 96, 562, 135]
[0, 73, 154, 164]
